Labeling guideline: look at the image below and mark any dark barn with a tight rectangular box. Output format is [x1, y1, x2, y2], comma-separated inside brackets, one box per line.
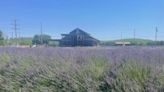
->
[59, 28, 100, 47]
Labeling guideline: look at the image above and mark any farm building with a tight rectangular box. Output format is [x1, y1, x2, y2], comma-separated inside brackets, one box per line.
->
[56, 28, 100, 47]
[114, 42, 131, 46]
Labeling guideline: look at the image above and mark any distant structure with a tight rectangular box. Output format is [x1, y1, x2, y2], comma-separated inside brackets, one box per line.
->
[114, 42, 131, 46]
[56, 28, 100, 47]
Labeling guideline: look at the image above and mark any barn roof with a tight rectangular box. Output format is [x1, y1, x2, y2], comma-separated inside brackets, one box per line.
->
[69, 28, 90, 36]
[60, 28, 100, 42]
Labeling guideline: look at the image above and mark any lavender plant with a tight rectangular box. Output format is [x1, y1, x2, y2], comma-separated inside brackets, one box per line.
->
[0, 47, 164, 92]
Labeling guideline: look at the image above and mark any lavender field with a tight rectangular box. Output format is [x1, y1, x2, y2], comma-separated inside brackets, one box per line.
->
[0, 47, 164, 92]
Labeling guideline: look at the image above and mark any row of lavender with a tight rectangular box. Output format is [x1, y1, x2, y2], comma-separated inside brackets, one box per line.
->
[0, 47, 164, 92]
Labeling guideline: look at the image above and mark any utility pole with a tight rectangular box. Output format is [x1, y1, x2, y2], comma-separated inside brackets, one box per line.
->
[11, 32, 14, 39]
[12, 19, 19, 46]
[6, 35, 9, 46]
[121, 32, 122, 40]
[18, 32, 21, 44]
[18, 32, 21, 38]
[40, 23, 43, 45]
[155, 27, 158, 41]
[133, 29, 136, 41]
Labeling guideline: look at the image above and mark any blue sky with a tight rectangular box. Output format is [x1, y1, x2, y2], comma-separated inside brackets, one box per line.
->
[0, 0, 163, 40]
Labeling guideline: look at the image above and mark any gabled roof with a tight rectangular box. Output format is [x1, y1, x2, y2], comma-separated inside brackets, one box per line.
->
[60, 28, 100, 43]
[69, 28, 90, 36]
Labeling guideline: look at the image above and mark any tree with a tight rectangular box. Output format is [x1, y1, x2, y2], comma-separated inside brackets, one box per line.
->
[0, 30, 4, 45]
[32, 34, 51, 45]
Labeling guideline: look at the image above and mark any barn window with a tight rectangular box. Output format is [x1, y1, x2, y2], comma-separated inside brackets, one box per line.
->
[77, 35, 83, 40]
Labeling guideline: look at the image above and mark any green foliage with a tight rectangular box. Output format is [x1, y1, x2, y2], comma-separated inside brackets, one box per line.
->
[0, 53, 10, 68]
[0, 31, 4, 40]
[0, 49, 164, 92]
[8, 37, 32, 45]
[82, 57, 108, 80]
[0, 53, 10, 63]
[0, 30, 4, 46]
[32, 34, 51, 45]
[147, 41, 164, 46]
[19, 37, 32, 45]
[117, 62, 150, 83]
[99, 61, 164, 92]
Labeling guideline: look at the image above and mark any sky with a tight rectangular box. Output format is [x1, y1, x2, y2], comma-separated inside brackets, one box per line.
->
[0, 0, 163, 40]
